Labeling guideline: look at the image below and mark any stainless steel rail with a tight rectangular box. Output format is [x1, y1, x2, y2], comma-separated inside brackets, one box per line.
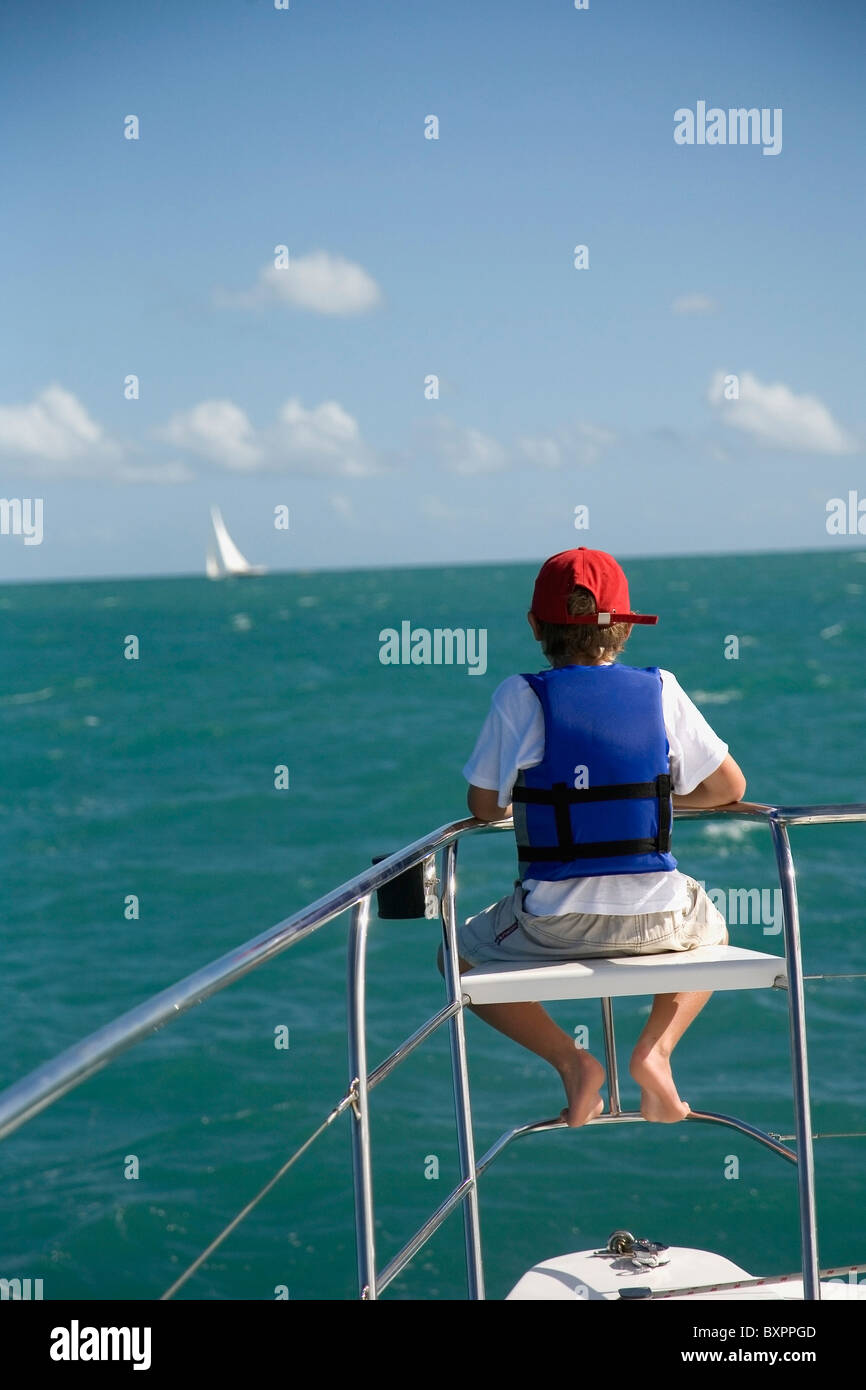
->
[0, 814, 488, 1143]
[474, 1108, 799, 1177]
[346, 897, 376, 1299]
[771, 819, 819, 1299]
[0, 801, 863, 1302]
[440, 840, 486, 1298]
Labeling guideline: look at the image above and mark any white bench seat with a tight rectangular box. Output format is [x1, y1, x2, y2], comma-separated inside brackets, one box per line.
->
[461, 945, 786, 1005]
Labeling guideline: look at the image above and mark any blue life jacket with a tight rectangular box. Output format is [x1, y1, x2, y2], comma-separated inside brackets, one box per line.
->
[512, 664, 676, 881]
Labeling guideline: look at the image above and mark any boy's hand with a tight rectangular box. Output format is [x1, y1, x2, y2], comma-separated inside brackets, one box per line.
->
[467, 785, 512, 822]
[672, 754, 747, 809]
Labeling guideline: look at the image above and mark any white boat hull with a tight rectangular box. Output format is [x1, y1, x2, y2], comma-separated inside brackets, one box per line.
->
[507, 1244, 866, 1300]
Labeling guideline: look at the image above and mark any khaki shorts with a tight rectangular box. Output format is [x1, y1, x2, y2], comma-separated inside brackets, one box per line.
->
[458, 877, 728, 967]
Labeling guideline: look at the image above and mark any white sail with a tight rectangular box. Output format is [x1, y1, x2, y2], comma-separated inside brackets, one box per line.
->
[205, 545, 221, 580]
[211, 506, 253, 574]
[207, 506, 266, 578]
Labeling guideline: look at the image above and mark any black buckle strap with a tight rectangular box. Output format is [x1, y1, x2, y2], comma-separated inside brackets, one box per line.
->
[515, 772, 673, 861]
[551, 781, 575, 851]
[657, 773, 672, 852]
[517, 838, 663, 861]
[513, 780, 663, 805]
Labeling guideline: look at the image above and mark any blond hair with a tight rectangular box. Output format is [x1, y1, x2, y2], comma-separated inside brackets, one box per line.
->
[535, 586, 631, 665]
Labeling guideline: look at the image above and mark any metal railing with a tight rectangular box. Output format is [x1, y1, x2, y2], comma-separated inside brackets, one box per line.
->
[0, 801, 864, 1301]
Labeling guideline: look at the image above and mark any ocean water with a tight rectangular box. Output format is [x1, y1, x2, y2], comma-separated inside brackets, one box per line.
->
[1, 548, 865, 1301]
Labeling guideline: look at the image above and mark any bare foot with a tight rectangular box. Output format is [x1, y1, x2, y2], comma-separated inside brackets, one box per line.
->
[630, 1048, 690, 1123]
[556, 1050, 606, 1127]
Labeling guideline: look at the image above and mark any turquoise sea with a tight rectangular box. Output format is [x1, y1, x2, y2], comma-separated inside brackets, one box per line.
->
[1, 548, 865, 1301]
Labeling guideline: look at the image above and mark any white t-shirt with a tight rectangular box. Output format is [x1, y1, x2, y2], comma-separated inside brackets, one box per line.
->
[462, 665, 728, 915]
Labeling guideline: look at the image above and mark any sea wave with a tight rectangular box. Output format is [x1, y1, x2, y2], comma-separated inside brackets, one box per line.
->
[0, 686, 55, 706]
[688, 689, 743, 704]
[700, 820, 762, 841]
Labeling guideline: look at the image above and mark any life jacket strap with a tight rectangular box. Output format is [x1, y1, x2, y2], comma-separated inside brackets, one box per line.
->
[516, 838, 665, 861]
[513, 779, 665, 805]
[513, 773, 673, 860]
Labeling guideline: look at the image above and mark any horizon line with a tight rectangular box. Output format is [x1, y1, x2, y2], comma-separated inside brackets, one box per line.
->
[1, 539, 865, 589]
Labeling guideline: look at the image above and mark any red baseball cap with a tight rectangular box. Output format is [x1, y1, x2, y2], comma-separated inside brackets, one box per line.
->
[530, 548, 658, 626]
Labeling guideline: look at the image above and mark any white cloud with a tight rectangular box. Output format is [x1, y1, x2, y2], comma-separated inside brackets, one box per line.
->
[160, 396, 377, 476]
[424, 417, 508, 474]
[708, 370, 857, 454]
[705, 442, 731, 466]
[218, 250, 382, 316]
[421, 417, 615, 474]
[0, 384, 190, 482]
[116, 459, 196, 484]
[419, 494, 461, 520]
[273, 394, 372, 475]
[329, 493, 354, 520]
[516, 435, 561, 468]
[161, 400, 262, 471]
[0, 385, 122, 474]
[272, 397, 376, 475]
[516, 422, 616, 470]
[673, 293, 718, 315]
[0, 384, 378, 484]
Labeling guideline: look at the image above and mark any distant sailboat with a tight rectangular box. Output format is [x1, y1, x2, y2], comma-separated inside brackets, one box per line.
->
[206, 506, 266, 579]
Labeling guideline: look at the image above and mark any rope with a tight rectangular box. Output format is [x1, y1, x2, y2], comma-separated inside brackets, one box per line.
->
[160, 1089, 355, 1300]
[804, 973, 866, 980]
[768, 1130, 866, 1142]
[155, 955, 865, 1299]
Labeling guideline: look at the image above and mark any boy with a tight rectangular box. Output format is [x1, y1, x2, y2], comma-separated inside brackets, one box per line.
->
[450, 547, 745, 1128]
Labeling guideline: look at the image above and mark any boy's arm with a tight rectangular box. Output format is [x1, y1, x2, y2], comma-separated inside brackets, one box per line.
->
[471, 754, 745, 818]
[467, 784, 512, 822]
[463, 677, 534, 822]
[671, 753, 746, 809]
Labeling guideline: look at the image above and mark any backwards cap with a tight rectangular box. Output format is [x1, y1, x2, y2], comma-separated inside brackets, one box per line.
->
[530, 548, 658, 627]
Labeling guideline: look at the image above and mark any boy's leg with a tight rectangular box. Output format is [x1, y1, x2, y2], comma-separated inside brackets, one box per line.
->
[437, 944, 605, 1127]
[629, 990, 712, 1122]
[626, 884, 728, 1121]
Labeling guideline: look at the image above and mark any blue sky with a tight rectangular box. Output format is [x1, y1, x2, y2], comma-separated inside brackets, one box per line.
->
[1, 0, 864, 581]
